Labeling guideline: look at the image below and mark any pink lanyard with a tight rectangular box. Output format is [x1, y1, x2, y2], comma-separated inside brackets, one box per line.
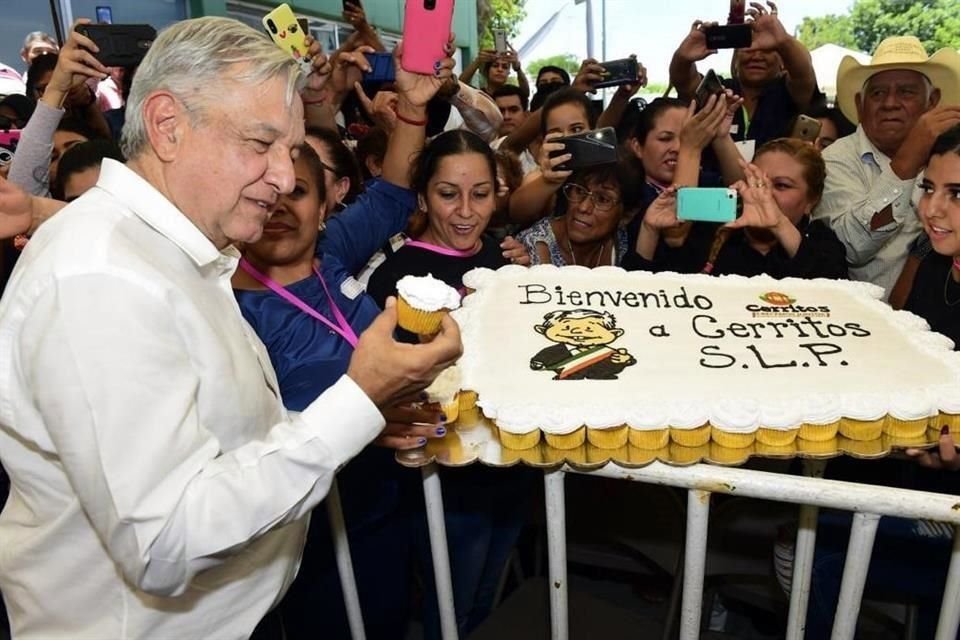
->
[405, 238, 479, 258]
[239, 258, 360, 348]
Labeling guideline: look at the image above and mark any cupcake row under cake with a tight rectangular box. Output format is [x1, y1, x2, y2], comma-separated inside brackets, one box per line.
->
[486, 393, 957, 451]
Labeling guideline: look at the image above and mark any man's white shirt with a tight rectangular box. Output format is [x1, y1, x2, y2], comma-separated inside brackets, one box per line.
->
[0, 160, 384, 638]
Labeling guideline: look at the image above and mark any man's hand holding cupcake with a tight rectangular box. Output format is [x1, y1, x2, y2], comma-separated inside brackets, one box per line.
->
[347, 294, 462, 410]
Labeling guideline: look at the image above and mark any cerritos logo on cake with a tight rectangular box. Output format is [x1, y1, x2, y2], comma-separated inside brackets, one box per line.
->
[746, 291, 830, 318]
[758, 291, 795, 306]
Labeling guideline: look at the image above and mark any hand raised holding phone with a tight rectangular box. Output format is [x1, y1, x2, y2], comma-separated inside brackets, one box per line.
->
[726, 160, 786, 231]
[50, 21, 111, 108]
[394, 35, 457, 109]
[537, 133, 573, 185]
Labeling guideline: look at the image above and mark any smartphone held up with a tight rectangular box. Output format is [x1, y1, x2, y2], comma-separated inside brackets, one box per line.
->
[75, 24, 156, 67]
[262, 3, 313, 75]
[594, 57, 640, 90]
[548, 127, 618, 172]
[677, 187, 739, 224]
[401, 0, 456, 75]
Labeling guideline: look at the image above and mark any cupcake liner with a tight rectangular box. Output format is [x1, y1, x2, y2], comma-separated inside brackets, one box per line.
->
[710, 441, 752, 465]
[441, 398, 460, 424]
[545, 427, 586, 450]
[586, 425, 629, 449]
[669, 442, 710, 465]
[798, 437, 838, 455]
[756, 427, 799, 447]
[883, 416, 929, 439]
[755, 441, 797, 457]
[458, 390, 478, 412]
[798, 421, 839, 442]
[670, 424, 711, 448]
[498, 428, 541, 450]
[838, 417, 885, 441]
[710, 426, 756, 449]
[397, 296, 444, 335]
[628, 445, 669, 464]
[586, 443, 628, 463]
[839, 436, 885, 457]
[628, 428, 669, 450]
[938, 413, 960, 431]
[882, 433, 929, 449]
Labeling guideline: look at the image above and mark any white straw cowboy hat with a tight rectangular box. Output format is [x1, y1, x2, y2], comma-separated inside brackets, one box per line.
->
[835, 36, 960, 125]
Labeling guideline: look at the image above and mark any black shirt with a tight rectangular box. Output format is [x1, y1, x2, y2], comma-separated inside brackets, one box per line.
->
[623, 217, 848, 280]
[366, 235, 507, 342]
[723, 75, 825, 147]
[905, 252, 960, 349]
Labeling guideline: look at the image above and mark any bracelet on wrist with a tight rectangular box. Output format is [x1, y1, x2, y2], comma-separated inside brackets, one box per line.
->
[393, 105, 428, 127]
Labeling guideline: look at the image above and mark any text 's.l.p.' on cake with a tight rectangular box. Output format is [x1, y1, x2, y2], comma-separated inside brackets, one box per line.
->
[451, 265, 960, 451]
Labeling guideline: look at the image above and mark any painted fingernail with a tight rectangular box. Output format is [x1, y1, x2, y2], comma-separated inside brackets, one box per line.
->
[436, 427, 447, 436]
[418, 438, 428, 445]
[419, 391, 430, 401]
[439, 413, 448, 423]
[942, 425, 950, 436]
[434, 60, 441, 69]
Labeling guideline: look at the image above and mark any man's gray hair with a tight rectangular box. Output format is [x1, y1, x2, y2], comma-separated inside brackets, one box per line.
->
[121, 16, 302, 159]
[539, 308, 618, 330]
[21, 31, 58, 52]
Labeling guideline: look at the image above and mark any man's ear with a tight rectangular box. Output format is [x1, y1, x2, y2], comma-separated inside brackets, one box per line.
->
[854, 92, 864, 123]
[611, 328, 624, 338]
[929, 87, 942, 109]
[534, 324, 547, 335]
[141, 92, 185, 163]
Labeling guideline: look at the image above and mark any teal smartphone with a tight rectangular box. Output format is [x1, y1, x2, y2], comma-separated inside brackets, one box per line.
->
[677, 187, 738, 223]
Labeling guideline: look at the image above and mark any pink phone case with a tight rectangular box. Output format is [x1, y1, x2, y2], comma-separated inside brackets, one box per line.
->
[401, 0, 455, 75]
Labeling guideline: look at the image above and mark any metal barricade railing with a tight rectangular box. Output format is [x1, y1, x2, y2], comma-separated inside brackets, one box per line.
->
[334, 458, 960, 640]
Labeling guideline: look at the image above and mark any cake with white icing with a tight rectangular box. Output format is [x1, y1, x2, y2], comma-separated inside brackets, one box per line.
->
[451, 265, 960, 451]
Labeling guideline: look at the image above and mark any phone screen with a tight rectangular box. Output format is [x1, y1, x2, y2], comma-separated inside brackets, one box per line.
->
[96, 6, 113, 24]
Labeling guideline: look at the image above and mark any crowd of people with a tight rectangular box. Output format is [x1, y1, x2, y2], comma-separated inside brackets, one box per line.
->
[0, 1, 959, 638]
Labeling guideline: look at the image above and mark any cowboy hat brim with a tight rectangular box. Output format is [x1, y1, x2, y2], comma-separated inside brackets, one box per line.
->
[835, 47, 960, 125]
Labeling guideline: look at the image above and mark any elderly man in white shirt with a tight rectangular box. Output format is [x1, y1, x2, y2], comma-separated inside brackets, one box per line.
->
[0, 17, 461, 639]
[813, 36, 960, 299]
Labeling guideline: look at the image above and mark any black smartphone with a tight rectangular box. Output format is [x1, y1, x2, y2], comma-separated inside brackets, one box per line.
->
[694, 69, 724, 111]
[75, 24, 156, 67]
[549, 127, 618, 171]
[363, 52, 395, 83]
[593, 57, 639, 89]
[342, 0, 361, 10]
[704, 23, 752, 49]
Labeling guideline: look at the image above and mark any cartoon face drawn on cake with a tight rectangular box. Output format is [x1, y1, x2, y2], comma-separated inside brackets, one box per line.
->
[530, 309, 636, 380]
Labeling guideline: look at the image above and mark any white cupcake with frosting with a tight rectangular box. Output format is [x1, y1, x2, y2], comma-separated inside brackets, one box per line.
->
[758, 399, 802, 446]
[395, 274, 461, 335]
[669, 402, 711, 447]
[886, 390, 935, 438]
[710, 399, 760, 449]
[626, 402, 671, 450]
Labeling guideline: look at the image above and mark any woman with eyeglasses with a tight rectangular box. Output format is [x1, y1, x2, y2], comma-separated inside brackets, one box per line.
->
[516, 162, 641, 267]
